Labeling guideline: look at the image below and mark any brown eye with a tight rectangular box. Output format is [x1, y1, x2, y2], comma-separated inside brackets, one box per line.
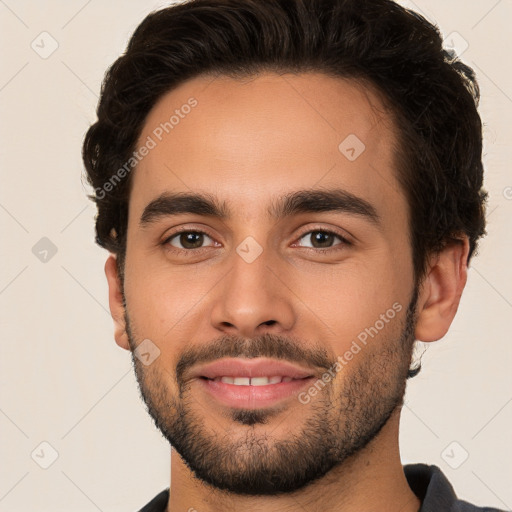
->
[297, 230, 347, 249]
[166, 231, 214, 250]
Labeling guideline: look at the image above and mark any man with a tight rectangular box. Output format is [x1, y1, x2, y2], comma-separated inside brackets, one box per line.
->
[82, 0, 500, 510]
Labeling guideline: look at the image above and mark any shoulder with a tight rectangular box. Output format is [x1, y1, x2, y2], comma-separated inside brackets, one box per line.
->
[453, 501, 507, 512]
[403, 463, 506, 512]
[136, 488, 169, 512]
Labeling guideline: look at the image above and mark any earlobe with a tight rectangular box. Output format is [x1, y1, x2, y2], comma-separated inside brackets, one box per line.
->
[414, 237, 470, 342]
[104, 254, 130, 351]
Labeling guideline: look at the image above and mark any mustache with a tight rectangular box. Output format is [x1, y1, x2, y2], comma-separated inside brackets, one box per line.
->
[175, 332, 334, 385]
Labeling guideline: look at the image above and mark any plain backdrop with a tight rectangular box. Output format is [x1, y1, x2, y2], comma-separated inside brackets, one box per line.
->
[0, 1, 511, 511]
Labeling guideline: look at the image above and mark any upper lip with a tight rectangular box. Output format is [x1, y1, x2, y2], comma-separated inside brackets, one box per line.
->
[190, 357, 316, 380]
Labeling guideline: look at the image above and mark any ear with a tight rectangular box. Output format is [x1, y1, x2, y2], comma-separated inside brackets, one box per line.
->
[104, 254, 130, 350]
[414, 237, 470, 342]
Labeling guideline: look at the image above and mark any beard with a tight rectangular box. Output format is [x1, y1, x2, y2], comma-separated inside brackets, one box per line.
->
[124, 288, 419, 496]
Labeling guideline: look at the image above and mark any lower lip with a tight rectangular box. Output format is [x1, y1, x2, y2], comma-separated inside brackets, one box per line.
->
[197, 377, 315, 409]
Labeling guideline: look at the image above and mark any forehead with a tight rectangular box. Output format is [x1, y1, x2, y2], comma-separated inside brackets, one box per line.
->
[129, 71, 405, 225]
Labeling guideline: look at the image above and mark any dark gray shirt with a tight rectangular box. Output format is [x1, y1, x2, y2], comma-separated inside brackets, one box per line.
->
[137, 463, 506, 511]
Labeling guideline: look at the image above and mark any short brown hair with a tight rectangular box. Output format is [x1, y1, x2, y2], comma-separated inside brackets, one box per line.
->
[83, 0, 487, 286]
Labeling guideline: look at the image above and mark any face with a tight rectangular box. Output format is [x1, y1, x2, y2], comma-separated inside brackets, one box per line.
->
[119, 72, 419, 494]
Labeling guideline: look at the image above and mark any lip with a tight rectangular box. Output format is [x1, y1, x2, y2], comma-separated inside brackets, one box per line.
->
[190, 357, 316, 380]
[190, 357, 317, 409]
[198, 377, 316, 409]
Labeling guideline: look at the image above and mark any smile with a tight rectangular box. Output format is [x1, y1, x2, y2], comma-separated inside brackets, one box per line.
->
[203, 376, 302, 385]
[197, 375, 315, 409]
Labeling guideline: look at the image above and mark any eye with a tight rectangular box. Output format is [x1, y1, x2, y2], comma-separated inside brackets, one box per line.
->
[295, 229, 350, 251]
[164, 230, 216, 251]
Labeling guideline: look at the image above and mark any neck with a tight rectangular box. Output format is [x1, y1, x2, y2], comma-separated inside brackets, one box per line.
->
[166, 408, 420, 512]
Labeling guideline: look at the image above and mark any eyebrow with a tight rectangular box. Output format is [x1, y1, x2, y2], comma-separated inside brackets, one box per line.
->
[139, 188, 381, 229]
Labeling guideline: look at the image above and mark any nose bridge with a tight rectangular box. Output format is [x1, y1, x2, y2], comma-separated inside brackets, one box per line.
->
[210, 238, 295, 336]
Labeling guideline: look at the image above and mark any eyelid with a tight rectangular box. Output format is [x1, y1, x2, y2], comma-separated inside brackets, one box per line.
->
[162, 226, 218, 250]
[292, 225, 353, 249]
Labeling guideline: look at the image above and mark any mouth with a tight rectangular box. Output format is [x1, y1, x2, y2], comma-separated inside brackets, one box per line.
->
[196, 375, 316, 409]
[190, 358, 318, 409]
[200, 375, 308, 385]
[191, 357, 316, 380]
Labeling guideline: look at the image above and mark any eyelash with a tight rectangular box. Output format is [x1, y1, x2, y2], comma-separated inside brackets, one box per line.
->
[161, 226, 352, 255]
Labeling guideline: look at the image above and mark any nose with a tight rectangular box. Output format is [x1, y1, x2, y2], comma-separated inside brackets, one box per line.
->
[210, 249, 296, 338]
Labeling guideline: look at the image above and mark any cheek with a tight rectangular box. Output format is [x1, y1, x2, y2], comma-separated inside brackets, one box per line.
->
[123, 263, 214, 340]
[295, 252, 410, 356]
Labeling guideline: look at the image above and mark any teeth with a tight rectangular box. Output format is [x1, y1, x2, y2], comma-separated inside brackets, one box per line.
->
[250, 377, 271, 386]
[212, 376, 296, 385]
[233, 377, 250, 385]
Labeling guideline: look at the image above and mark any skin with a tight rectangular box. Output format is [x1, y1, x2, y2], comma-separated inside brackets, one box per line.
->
[104, 72, 469, 512]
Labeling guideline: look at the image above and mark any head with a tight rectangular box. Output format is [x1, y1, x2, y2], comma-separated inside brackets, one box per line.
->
[83, 0, 487, 496]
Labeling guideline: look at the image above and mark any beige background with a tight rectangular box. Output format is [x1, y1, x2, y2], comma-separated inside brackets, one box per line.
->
[0, 1, 511, 510]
